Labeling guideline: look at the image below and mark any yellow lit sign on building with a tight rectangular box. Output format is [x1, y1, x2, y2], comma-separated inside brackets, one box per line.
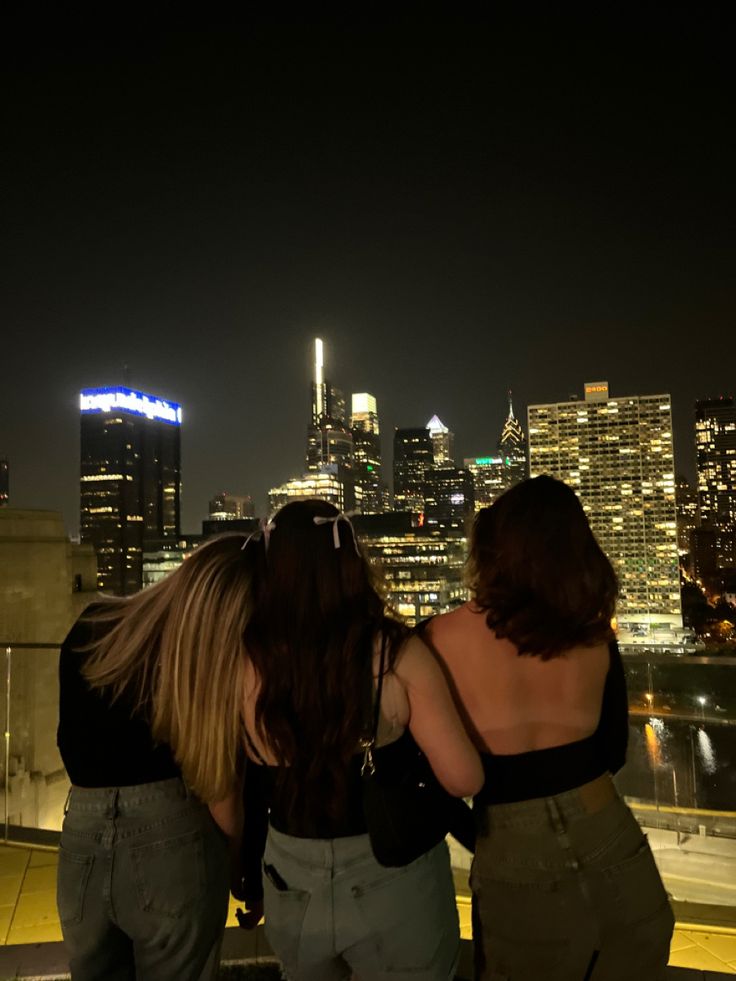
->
[584, 381, 609, 402]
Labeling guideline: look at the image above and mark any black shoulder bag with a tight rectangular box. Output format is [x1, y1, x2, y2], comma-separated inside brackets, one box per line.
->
[360, 635, 475, 867]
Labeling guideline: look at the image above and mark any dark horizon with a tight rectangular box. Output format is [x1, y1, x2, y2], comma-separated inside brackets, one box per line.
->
[2, 12, 734, 533]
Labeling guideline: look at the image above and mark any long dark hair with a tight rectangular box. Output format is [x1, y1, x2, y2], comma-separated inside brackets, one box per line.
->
[244, 499, 408, 827]
[467, 476, 618, 659]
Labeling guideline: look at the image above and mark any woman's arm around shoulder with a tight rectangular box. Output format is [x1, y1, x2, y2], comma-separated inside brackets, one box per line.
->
[394, 634, 484, 798]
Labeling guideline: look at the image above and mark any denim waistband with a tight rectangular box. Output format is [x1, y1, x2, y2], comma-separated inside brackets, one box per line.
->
[67, 777, 192, 816]
[267, 824, 375, 873]
[479, 774, 619, 832]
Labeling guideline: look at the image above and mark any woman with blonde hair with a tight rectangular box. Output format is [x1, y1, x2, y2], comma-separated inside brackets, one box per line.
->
[426, 476, 674, 980]
[236, 500, 483, 981]
[56, 533, 257, 981]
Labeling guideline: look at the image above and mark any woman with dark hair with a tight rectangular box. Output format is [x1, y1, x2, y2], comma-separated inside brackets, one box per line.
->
[236, 499, 483, 981]
[426, 476, 674, 981]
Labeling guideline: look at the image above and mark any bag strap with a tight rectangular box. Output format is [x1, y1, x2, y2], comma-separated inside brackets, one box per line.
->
[371, 633, 387, 742]
[361, 632, 387, 776]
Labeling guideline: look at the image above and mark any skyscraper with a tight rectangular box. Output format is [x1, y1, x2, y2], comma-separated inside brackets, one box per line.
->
[393, 428, 434, 512]
[269, 468, 345, 512]
[463, 456, 508, 510]
[351, 393, 388, 513]
[498, 391, 528, 486]
[462, 392, 528, 511]
[695, 396, 736, 571]
[528, 381, 682, 643]
[80, 386, 181, 595]
[0, 458, 8, 507]
[426, 415, 454, 466]
[208, 492, 255, 520]
[305, 338, 354, 507]
[675, 474, 699, 559]
[354, 513, 467, 625]
[424, 466, 475, 534]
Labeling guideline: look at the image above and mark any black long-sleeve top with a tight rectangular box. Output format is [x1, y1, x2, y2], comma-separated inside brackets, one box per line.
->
[57, 606, 180, 787]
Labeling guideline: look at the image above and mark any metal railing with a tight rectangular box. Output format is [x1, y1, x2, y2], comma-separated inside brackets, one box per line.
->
[1, 641, 735, 915]
[1, 642, 64, 843]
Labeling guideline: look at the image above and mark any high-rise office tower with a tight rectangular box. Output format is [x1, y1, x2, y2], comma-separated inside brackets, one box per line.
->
[351, 393, 388, 513]
[208, 492, 255, 520]
[498, 391, 528, 485]
[426, 415, 454, 466]
[353, 513, 467, 626]
[393, 428, 434, 511]
[695, 396, 736, 571]
[80, 386, 181, 595]
[528, 381, 682, 643]
[305, 338, 354, 507]
[675, 474, 699, 559]
[462, 393, 528, 512]
[463, 456, 507, 510]
[0, 458, 8, 507]
[269, 469, 345, 512]
[424, 466, 475, 534]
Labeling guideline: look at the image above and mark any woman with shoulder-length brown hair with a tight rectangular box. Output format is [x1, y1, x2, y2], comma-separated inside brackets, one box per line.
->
[426, 475, 674, 981]
[56, 534, 258, 981]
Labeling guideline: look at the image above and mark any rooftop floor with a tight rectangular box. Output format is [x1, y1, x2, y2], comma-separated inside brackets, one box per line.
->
[0, 844, 735, 976]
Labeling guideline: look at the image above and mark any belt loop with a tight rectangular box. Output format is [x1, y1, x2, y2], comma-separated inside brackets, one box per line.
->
[545, 796, 566, 837]
[106, 787, 120, 819]
[546, 795, 581, 874]
[63, 786, 72, 817]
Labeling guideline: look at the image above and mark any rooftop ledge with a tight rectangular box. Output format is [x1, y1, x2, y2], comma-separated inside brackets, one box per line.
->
[0, 842, 734, 980]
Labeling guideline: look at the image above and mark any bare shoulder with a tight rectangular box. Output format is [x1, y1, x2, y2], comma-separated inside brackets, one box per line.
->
[426, 603, 480, 649]
[393, 634, 444, 687]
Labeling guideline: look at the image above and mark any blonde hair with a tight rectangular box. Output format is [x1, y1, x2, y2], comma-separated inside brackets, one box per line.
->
[81, 534, 255, 802]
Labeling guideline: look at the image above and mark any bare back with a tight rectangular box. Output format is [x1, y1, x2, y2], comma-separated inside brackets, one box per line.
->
[428, 603, 611, 756]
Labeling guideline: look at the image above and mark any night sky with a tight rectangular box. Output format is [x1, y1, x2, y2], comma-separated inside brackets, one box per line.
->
[2, 11, 734, 534]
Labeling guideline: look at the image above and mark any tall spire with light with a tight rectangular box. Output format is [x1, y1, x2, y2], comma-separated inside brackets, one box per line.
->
[499, 388, 524, 453]
[497, 388, 528, 487]
[304, 337, 355, 507]
[312, 337, 325, 424]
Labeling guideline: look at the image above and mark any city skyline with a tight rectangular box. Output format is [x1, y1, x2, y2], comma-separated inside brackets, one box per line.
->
[0, 353, 733, 534]
[2, 15, 734, 532]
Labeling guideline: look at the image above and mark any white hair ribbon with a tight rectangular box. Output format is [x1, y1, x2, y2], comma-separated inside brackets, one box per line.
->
[313, 511, 361, 555]
[241, 515, 277, 551]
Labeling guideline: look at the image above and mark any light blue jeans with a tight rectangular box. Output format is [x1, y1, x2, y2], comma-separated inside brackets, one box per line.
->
[263, 826, 460, 981]
[471, 783, 674, 980]
[57, 778, 230, 981]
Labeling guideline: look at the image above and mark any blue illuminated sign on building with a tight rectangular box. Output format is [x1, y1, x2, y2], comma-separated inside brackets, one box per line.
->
[80, 387, 182, 425]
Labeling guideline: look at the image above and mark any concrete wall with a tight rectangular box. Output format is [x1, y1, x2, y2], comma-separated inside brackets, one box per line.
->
[0, 509, 98, 829]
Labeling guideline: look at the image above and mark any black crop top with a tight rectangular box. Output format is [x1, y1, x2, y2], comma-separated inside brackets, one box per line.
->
[239, 734, 410, 904]
[245, 729, 419, 840]
[239, 730, 475, 903]
[475, 640, 629, 806]
[57, 606, 180, 788]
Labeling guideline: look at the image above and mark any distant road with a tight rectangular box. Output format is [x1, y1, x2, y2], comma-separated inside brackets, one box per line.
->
[629, 706, 736, 725]
[648, 829, 736, 907]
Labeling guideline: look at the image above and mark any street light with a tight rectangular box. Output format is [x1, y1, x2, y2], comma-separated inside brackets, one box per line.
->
[696, 695, 707, 721]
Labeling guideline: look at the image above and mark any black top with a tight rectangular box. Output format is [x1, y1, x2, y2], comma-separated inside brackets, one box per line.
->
[246, 729, 419, 840]
[475, 639, 629, 805]
[240, 729, 475, 902]
[57, 606, 180, 787]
